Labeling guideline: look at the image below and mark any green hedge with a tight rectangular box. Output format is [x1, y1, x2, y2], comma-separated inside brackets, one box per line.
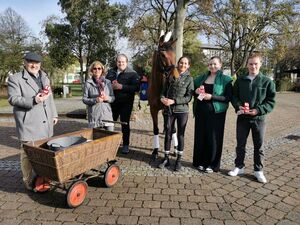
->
[275, 78, 296, 92]
[66, 84, 83, 97]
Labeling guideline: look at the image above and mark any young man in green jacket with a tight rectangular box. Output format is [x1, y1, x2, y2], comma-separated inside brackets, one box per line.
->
[228, 53, 276, 183]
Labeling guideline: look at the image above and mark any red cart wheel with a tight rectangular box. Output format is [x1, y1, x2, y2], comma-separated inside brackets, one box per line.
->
[33, 176, 51, 193]
[104, 164, 120, 188]
[66, 181, 88, 208]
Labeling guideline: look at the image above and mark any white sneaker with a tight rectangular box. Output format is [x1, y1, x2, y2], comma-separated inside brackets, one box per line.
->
[205, 167, 213, 173]
[228, 167, 244, 176]
[254, 171, 267, 183]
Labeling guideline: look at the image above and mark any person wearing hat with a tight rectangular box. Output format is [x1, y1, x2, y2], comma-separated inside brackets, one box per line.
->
[7, 52, 58, 191]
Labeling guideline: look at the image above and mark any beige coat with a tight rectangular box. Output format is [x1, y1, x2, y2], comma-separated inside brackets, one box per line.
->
[7, 69, 58, 141]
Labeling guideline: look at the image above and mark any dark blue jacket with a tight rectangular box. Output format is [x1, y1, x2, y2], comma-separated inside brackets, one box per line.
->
[106, 67, 140, 105]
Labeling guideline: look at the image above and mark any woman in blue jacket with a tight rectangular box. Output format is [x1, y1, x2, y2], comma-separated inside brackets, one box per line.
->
[193, 56, 232, 173]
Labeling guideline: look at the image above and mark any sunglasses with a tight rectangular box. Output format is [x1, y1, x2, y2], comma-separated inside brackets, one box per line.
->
[93, 67, 102, 70]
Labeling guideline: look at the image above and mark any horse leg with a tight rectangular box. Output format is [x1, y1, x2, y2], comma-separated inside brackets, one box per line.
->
[150, 107, 159, 161]
[164, 113, 178, 157]
[171, 129, 178, 157]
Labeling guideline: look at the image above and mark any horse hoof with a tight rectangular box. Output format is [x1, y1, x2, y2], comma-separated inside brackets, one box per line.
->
[150, 150, 158, 162]
[150, 153, 158, 161]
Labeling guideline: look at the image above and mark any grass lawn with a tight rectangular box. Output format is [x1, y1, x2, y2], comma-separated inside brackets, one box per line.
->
[0, 98, 9, 107]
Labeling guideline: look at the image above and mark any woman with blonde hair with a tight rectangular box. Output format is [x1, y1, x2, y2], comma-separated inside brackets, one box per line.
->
[83, 60, 115, 130]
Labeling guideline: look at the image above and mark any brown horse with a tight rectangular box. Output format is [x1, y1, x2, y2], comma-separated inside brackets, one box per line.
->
[148, 32, 179, 160]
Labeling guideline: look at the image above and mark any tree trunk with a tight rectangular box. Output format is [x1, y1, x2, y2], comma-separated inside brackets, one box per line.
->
[174, 0, 187, 62]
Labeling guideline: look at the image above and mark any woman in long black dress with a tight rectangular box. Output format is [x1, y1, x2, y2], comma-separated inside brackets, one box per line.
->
[193, 56, 232, 173]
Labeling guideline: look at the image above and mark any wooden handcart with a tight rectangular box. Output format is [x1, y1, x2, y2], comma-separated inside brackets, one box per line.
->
[23, 128, 122, 208]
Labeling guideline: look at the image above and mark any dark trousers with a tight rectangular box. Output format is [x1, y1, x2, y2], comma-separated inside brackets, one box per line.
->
[111, 102, 134, 146]
[164, 112, 188, 155]
[193, 111, 226, 171]
[235, 118, 266, 171]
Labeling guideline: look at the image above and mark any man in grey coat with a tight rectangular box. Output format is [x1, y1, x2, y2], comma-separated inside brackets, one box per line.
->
[7, 52, 58, 190]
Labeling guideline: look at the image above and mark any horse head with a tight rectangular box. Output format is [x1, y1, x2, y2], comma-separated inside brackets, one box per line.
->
[155, 32, 179, 79]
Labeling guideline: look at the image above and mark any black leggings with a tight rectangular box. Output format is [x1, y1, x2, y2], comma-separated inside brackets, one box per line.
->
[164, 112, 189, 155]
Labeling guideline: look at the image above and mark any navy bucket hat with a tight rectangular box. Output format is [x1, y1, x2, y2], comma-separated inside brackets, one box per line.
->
[24, 52, 43, 62]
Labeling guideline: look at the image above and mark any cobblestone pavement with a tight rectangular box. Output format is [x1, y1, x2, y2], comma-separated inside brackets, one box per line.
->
[0, 93, 299, 225]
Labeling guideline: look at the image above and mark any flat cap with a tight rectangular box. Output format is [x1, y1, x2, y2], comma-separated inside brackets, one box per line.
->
[24, 52, 43, 62]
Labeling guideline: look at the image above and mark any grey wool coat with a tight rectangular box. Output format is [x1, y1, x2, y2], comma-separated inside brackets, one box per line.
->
[83, 77, 115, 128]
[7, 69, 58, 142]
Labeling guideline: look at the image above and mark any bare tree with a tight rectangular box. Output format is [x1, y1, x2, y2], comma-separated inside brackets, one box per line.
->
[197, 0, 299, 75]
[0, 7, 41, 85]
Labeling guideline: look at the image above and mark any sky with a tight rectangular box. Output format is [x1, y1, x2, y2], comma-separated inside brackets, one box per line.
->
[0, 0, 129, 37]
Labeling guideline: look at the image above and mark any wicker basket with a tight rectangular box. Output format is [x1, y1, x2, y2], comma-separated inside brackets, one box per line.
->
[23, 128, 122, 183]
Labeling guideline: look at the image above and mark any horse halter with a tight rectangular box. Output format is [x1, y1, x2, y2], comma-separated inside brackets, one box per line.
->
[156, 46, 176, 78]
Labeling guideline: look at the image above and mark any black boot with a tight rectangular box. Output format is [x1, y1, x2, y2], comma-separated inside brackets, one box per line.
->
[174, 155, 182, 171]
[158, 155, 170, 169]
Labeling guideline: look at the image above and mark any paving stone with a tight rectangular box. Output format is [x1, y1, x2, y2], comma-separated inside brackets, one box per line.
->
[170, 209, 191, 218]
[181, 217, 203, 225]
[191, 209, 211, 218]
[143, 200, 161, 209]
[206, 196, 225, 203]
[178, 189, 195, 196]
[111, 207, 131, 216]
[255, 214, 278, 225]
[131, 207, 150, 216]
[244, 205, 265, 217]
[0, 209, 23, 219]
[153, 194, 170, 201]
[217, 203, 233, 211]
[87, 199, 107, 207]
[36, 212, 59, 221]
[170, 195, 187, 202]
[135, 193, 153, 201]
[159, 217, 180, 225]
[39, 221, 62, 225]
[161, 188, 177, 195]
[224, 220, 246, 225]
[116, 215, 139, 224]
[276, 220, 298, 225]
[117, 193, 136, 200]
[286, 211, 300, 223]
[0, 218, 23, 225]
[17, 210, 40, 220]
[97, 215, 118, 224]
[231, 211, 255, 221]
[91, 206, 113, 215]
[124, 200, 142, 208]
[100, 193, 119, 200]
[235, 198, 255, 207]
[151, 208, 170, 217]
[202, 218, 224, 225]
[254, 199, 274, 209]
[161, 201, 179, 209]
[76, 213, 98, 224]
[245, 192, 264, 201]
[138, 216, 160, 224]
[283, 196, 299, 206]
[211, 210, 233, 220]
[56, 213, 78, 222]
[199, 202, 219, 211]
[179, 202, 199, 209]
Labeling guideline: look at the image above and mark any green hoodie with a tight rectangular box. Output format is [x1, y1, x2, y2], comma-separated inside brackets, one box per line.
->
[193, 70, 232, 115]
[231, 72, 276, 120]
